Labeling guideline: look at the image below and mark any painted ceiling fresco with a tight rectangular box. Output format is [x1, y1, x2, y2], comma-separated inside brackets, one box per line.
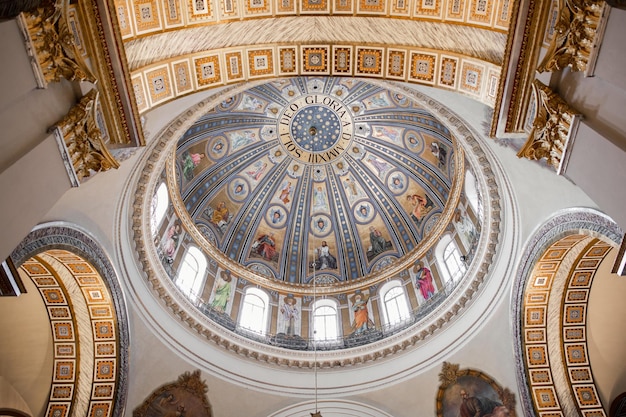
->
[175, 77, 457, 284]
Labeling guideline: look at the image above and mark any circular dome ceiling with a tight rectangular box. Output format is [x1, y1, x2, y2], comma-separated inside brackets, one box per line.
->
[174, 77, 461, 287]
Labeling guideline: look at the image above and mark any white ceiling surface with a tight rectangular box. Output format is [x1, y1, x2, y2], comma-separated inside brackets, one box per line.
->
[39, 81, 602, 416]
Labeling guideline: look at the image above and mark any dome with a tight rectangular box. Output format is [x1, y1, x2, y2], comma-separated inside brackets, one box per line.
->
[172, 77, 464, 288]
[139, 76, 494, 356]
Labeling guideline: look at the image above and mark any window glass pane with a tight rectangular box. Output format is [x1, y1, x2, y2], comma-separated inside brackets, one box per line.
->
[150, 182, 169, 235]
[239, 293, 266, 333]
[313, 304, 338, 341]
[176, 247, 206, 300]
[443, 241, 466, 283]
[383, 285, 410, 325]
[464, 169, 479, 215]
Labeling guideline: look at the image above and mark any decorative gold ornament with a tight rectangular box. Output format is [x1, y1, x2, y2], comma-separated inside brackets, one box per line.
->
[51, 89, 119, 185]
[438, 361, 460, 388]
[18, 0, 95, 87]
[517, 80, 580, 172]
[537, 0, 606, 73]
[436, 363, 517, 417]
[133, 370, 213, 417]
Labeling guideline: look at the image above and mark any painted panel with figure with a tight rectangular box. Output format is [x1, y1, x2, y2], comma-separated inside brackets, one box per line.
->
[437, 362, 515, 417]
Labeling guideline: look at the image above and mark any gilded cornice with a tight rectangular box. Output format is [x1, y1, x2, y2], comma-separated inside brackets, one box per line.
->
[76, 0, 145, 146]
[129, 80, 506, 368]
[489, 0, 523, 137]
[517, 79, 580, 173]
[491, 0, 553, 135]
[17, 0, 145, 148]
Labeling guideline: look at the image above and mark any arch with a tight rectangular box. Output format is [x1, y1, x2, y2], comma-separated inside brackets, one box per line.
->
[10, 223, 129, 417]
[268, 399, 395, 417]
[378, 280, 411, 328]
[238, 287, 270, 335]
[512, 208, 623, 417]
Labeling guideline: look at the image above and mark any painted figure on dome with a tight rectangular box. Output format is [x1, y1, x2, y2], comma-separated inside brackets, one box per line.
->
[389, 174, 404, 192]
[351, 292, 374, 334]
[210, 201, 229, 227]
[239, 94, 264, 111]
[245, 161, 268, 181]
[413, 261, 436, 300]
[278, 181, 292, 204]
[252, 232, 277, 261]
[357, 204, 370, 220]
[162, 221, 182, 263]
[366, 154, 392, 179]
[406, 193, 433, 225]
[280, 295, 299, 336]
[372, 125, 401, 143]
[430, 141, 448, 169]
[182, 151, 205, 181]
[369, 226, 387, 256]
[229, 130, 256, 150]
[311, 241, 337, 270]
[454, 208, 477, 250]
[209, 270, 232, 313]
[312, 186, 329, 212]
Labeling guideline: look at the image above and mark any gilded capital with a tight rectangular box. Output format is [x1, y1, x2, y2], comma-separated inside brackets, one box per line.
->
[52, 89, 120, 184]
[518, 80, 580, 172]
[537, 0, 606, 73]
[18, 0, 96, 87]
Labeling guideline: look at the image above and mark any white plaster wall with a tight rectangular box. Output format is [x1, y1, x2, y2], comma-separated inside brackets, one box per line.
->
[0, 272, 52, 417]
[565, 121, 626, 230]
[588, 248, 626, 408]
[555, 7, 626, 152]
[0, 20, 78, 171]
[0, 20, 79, 259]
[0, 135, 71, 260]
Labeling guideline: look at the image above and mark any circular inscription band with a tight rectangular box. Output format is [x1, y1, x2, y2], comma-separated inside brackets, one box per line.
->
[278, 94, 354, 164]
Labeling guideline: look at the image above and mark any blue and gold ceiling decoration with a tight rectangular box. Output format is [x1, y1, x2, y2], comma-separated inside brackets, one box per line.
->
[175, 77, 458, 285]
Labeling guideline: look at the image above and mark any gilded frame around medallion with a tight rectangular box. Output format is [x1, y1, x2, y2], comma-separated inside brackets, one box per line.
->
[436, 362, 517, 417]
